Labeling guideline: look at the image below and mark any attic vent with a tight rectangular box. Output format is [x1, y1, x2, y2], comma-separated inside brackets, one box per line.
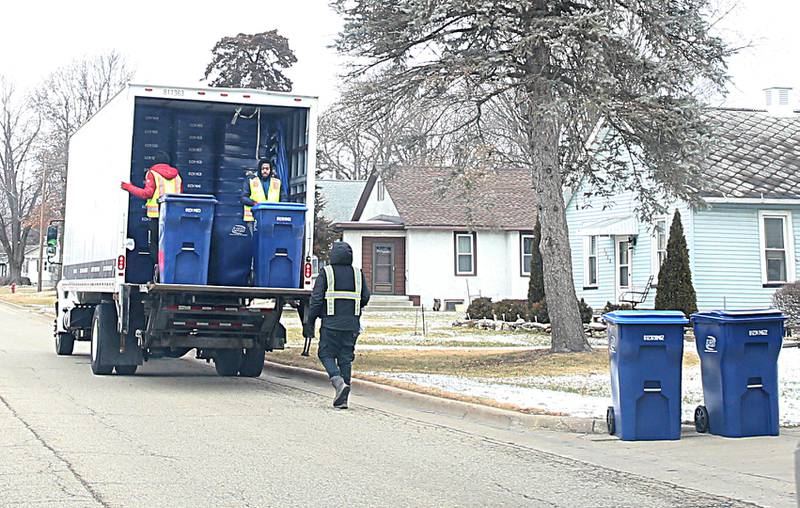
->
[779, 88, 790, 105]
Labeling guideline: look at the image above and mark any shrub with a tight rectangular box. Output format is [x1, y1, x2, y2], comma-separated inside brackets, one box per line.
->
[493, 299, 529, 322]
[466, 297, 494, 319]
[773, 281, 800, 329]
[578, 298, 593, 324]
[654, 210, 698, 316]
[529, 299, 549, 323]
[527, 217, 545, 304]
[602, 301, 633, 314]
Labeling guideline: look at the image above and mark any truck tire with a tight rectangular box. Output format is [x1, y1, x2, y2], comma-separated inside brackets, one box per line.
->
[214, 349, 242, 377]
[115, 365, 138, 376]
[238, 348, 265, 377]
[90, 303, 115, 375]
[55, 332, 75, 356]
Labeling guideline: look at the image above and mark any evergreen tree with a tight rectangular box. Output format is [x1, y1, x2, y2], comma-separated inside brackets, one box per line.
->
[204, 30, 296, 91]
[527, 217, 545, 304]
[655, 211, 698, 316]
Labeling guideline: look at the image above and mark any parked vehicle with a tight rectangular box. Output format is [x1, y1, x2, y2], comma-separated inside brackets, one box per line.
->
[51, 83, 318, 377]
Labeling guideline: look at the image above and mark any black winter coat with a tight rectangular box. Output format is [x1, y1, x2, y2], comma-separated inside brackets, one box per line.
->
[307, 242, 370, 332]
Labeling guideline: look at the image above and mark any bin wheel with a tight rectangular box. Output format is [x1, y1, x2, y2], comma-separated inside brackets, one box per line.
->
[55, 332, 75, 356]
[606, 406, 616, 435]
[694, 405, 710, 433]
[152, 264, 159, 284]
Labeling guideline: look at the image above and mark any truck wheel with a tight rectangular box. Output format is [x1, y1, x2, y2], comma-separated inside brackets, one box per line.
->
[214, 349, 242, 377]
[115, 365, 138, 376]
[90, 304, 115, 375]
[694, 405, 710, 433]
[239, 348, 265, 377]
[55, 332, 75, 356]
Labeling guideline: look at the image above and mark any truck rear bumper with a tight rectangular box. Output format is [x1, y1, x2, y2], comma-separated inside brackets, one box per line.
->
[140, 283, 311, 299]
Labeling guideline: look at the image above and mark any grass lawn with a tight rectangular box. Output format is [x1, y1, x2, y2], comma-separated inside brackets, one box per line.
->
[0, 286, 57, 306]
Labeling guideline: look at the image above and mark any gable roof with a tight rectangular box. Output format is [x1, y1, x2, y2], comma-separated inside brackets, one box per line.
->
[378, 166, 537, 229]
[316, 179, 367, 223]
[702, 109, 800, 199]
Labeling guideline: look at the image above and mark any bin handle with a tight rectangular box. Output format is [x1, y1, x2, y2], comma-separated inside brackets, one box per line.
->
[181, 242, 196, 252]
[643, 380, 661, 393]
[747, 377, 763, 389]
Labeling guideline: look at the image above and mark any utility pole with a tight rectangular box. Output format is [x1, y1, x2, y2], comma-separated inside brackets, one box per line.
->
[37, 169, 46, 292]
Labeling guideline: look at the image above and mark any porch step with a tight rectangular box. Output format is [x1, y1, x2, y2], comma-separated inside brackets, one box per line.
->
[364, 295, 419, 313]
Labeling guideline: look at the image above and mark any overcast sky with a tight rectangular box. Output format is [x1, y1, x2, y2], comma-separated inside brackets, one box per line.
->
[0, 1, 797, 109]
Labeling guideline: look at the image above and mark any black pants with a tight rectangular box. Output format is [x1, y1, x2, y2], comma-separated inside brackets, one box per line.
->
[147, 218, 159, 271]
[317, 328, 358, 385]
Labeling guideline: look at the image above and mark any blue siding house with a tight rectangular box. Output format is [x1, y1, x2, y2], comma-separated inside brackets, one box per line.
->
[566, 108, 800, 311]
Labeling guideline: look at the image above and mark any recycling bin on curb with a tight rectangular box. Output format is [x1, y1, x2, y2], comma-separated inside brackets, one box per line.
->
[602, 310, 689, 441]
[158, 194, 217, 285]
[691, 309, 785, 437]
[252, 202, 306, 288]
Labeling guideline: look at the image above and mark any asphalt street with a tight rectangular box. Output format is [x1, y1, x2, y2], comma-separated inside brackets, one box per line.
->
[0, 301, 796, 507]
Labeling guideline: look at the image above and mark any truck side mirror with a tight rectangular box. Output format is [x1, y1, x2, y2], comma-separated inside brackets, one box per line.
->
[46, 224, 59, 259]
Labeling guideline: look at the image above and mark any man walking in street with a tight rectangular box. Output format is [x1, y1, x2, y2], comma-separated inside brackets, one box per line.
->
[304, 241, 370, 408]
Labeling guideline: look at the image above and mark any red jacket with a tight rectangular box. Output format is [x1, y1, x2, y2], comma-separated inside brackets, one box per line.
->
[122, 164, 182, 200]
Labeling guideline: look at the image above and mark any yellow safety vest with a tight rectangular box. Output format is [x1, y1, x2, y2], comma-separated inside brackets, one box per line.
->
[145, 171, 182, 218]
[243, 176, 281, 222]
[324, 265, 363, 316]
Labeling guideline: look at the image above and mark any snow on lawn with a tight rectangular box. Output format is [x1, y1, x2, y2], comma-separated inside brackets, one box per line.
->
[369, 346, 800, 426]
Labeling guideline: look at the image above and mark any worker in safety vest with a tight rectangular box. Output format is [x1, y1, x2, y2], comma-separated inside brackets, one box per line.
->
[121, 151, 182, 271]
[241, 159, 281, 224]
[305, 241, 370, 408]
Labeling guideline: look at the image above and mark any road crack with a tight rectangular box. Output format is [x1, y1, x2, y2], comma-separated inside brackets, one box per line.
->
[0, 392, 109, 507]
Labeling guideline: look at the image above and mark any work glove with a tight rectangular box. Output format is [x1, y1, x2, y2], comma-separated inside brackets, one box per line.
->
[303, 323, 315, 339]
[121, 181, 133, 191]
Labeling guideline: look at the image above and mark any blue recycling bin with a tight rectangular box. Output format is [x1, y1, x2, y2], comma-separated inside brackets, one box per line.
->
[252, 202, 306, 288]
[691, 309, 785, 437]
[603, 310, 688, 441]
[158, 194, 216, 285]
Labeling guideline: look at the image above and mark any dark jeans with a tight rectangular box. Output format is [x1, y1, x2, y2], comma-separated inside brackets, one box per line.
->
[147, 218, 159, 270]
[318, 327, 358, 385]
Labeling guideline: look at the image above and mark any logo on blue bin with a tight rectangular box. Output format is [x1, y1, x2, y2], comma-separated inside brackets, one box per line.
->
[276, 216, 292, 222]
[748, 329, 769, 336]
[184, 207, 202, 214]
[704, 335, 717, 353]
[231, 225, 248, 237]
[609, 333, 617, 353]
[643, 334, 664, 342]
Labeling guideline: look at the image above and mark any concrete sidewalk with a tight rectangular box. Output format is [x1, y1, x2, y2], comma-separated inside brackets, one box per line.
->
[264, 361, 799, 508]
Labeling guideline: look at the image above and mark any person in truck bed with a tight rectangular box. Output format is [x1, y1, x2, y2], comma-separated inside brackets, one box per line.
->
[241, 159, 281, 226]
[121, 151, 183, 274]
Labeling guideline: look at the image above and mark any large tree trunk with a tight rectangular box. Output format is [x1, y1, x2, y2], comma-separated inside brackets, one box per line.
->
[529, 116, 590, 353]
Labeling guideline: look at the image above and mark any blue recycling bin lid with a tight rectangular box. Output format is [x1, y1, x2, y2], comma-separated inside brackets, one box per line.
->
[691, 309, 786, 323]
[602, 310, 689, 325]
[158, 193, 217, 204]
[252, 202, 308, 212]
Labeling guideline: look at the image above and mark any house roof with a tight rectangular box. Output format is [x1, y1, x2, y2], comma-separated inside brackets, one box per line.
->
[378, 166, 537, 229]
[316, 179, 367, 223]
[702, 109, 800, 199]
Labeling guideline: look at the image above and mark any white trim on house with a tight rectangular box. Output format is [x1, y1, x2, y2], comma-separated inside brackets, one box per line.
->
[757, 210, 796, 285]
[615, 237, 632, 301]
[520, 232, 534, 276]
[650, 216, 669, 283]
[579, 216, 638, 236]
[582, 236, 599, 288]
[705, 197, 800, 205]
[454, 232, 476, 276]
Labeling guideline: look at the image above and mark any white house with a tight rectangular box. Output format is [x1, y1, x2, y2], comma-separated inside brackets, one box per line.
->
[336, 167, 537, 310]
[567, 104, 800, 311]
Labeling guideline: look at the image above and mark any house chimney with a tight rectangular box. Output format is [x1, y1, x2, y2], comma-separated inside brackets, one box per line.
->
[763, 86, 796, 117]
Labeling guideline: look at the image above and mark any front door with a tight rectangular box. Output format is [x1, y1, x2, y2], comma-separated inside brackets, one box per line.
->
[616, 237, 631, 302]
[372, 243, 395, 294]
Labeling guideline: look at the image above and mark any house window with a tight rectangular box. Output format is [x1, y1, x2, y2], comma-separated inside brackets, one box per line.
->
[377, 181, 385, 201]
[520, 233, 534, 276]
[652, 218, 668, 281]
[759, 211, 795, 285]
[454, 232, 476, 276]
[583, 236, 598, 287]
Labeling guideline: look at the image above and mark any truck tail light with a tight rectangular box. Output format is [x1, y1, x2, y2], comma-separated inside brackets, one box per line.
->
[304, 262, 312, 286]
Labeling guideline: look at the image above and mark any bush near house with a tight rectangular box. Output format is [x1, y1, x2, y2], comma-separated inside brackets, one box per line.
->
[527, 216, 545, 303]
[773, 282, 800, 330]
[654, 210, 698, 317]
[466, 297, 494, 319]
[493, 299, 529, 322]
[602, 302, 633, 314]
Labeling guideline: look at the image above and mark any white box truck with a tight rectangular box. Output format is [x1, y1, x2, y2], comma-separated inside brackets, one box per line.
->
[50, 83, 317, 377]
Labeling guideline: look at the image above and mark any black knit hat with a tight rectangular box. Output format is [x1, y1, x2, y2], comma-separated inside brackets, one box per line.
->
[153, 151, 172, 165]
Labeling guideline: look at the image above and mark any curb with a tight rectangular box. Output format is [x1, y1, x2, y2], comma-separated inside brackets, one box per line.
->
[266, 361, 609, 435]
